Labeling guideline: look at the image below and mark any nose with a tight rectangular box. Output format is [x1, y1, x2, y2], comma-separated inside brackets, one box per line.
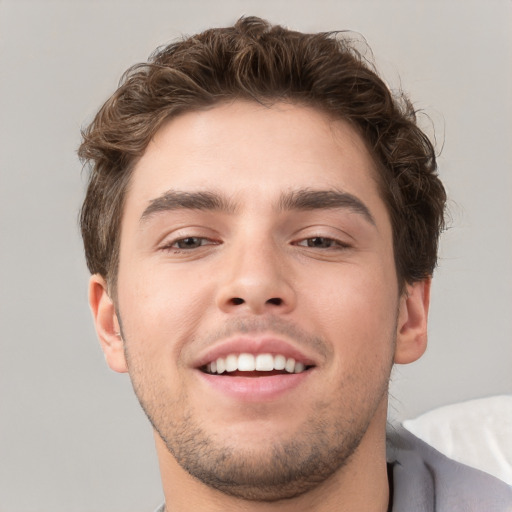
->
[215, 240, 297, 315]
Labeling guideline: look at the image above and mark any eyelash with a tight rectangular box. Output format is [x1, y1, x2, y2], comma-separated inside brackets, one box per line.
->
[161, 236, 218, 251]
[160, 235, 351, 253]
[295, 236, 351, 250]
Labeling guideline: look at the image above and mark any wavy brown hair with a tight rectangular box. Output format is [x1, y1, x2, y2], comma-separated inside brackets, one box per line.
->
[79, 16, 446, 294]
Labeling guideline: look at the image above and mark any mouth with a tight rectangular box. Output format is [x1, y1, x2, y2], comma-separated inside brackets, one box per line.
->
[193, 336, 319, 400]
[200, 353, 314, 376]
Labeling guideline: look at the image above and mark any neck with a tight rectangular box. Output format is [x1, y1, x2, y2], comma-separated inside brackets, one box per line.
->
[155, 404, 390, 512]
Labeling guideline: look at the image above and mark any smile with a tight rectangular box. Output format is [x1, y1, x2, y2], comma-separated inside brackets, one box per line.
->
[202, 353, 312, 375]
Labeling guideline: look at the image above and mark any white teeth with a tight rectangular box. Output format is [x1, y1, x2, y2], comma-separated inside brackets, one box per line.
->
[285, 358, 296, 373]
[216, 357, 226, 374]
[238, 353, 255, 371]
[255, 354, 274, 371]
[274, 354, 286, 370]
[204, 353, 309, 375]
[225, 354, 238, 372]
[294, 362, 305, 373]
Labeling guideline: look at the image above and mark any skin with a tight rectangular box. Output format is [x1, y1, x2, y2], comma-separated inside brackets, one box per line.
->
[90, 101, 430, 511]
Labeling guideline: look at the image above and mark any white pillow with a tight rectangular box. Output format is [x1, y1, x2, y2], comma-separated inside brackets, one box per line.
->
[403, 395, 512, 485]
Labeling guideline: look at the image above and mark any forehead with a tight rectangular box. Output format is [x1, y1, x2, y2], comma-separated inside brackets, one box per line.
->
[124, 101, 388, 224]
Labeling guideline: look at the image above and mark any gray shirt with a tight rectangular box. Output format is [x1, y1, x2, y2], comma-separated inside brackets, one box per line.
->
[387, 426, 512, 511]
[153, 428, 512, 511]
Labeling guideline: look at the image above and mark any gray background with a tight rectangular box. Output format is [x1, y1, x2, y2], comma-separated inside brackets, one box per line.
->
[0, 1, 510, 511]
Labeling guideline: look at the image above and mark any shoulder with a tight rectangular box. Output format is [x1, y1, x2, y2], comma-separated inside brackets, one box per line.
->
[387, 426, 512, 512]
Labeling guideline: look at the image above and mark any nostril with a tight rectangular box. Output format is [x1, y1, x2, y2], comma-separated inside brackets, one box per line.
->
[231, 297, 244, 305]
[267, 297, 283, 306]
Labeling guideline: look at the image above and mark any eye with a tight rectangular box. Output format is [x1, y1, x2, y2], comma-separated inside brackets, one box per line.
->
[168, 237, 211, 250]
[297, 237, 346, 249]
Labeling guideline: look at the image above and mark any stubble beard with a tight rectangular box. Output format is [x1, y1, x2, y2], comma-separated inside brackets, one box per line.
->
[121, 316, 394, 502]
[154, 397, 373, 501]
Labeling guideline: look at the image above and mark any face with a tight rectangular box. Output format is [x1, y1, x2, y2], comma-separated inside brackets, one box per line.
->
[90, 101, 428, 501]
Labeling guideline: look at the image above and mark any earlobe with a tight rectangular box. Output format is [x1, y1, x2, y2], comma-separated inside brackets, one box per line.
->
[89, 274, 128, 373]
[394, 278, 431, 365]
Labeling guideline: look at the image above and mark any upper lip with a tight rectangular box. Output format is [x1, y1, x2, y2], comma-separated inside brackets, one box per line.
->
[192, 335, 318, 369]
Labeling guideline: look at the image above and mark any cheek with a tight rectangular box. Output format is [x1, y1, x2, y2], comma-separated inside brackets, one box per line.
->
[116, 263, 215, 363]
[301, 262, 398, 362]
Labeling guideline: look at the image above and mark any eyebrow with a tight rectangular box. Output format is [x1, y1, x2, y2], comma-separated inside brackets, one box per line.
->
[140, 190, 238, 222]
[140, 188, 375, 226]
[278, 189, 375, 225]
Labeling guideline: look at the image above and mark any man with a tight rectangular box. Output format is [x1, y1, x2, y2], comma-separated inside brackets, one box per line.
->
[79, 16, 512, 512]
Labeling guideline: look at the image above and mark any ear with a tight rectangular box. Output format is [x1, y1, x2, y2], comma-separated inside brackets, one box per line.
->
[394, 278, 431, 364]
[89, 274, 128, 373]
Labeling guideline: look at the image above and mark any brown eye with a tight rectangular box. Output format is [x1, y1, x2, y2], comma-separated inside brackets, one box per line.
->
[305, 237, 336, 248]
[174, 237, 206, 249]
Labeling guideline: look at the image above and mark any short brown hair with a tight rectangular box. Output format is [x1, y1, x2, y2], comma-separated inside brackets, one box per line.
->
[79, 16, 446, 293]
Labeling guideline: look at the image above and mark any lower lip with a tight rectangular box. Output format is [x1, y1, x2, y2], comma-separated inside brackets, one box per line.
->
[196, 370, 312, 402]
